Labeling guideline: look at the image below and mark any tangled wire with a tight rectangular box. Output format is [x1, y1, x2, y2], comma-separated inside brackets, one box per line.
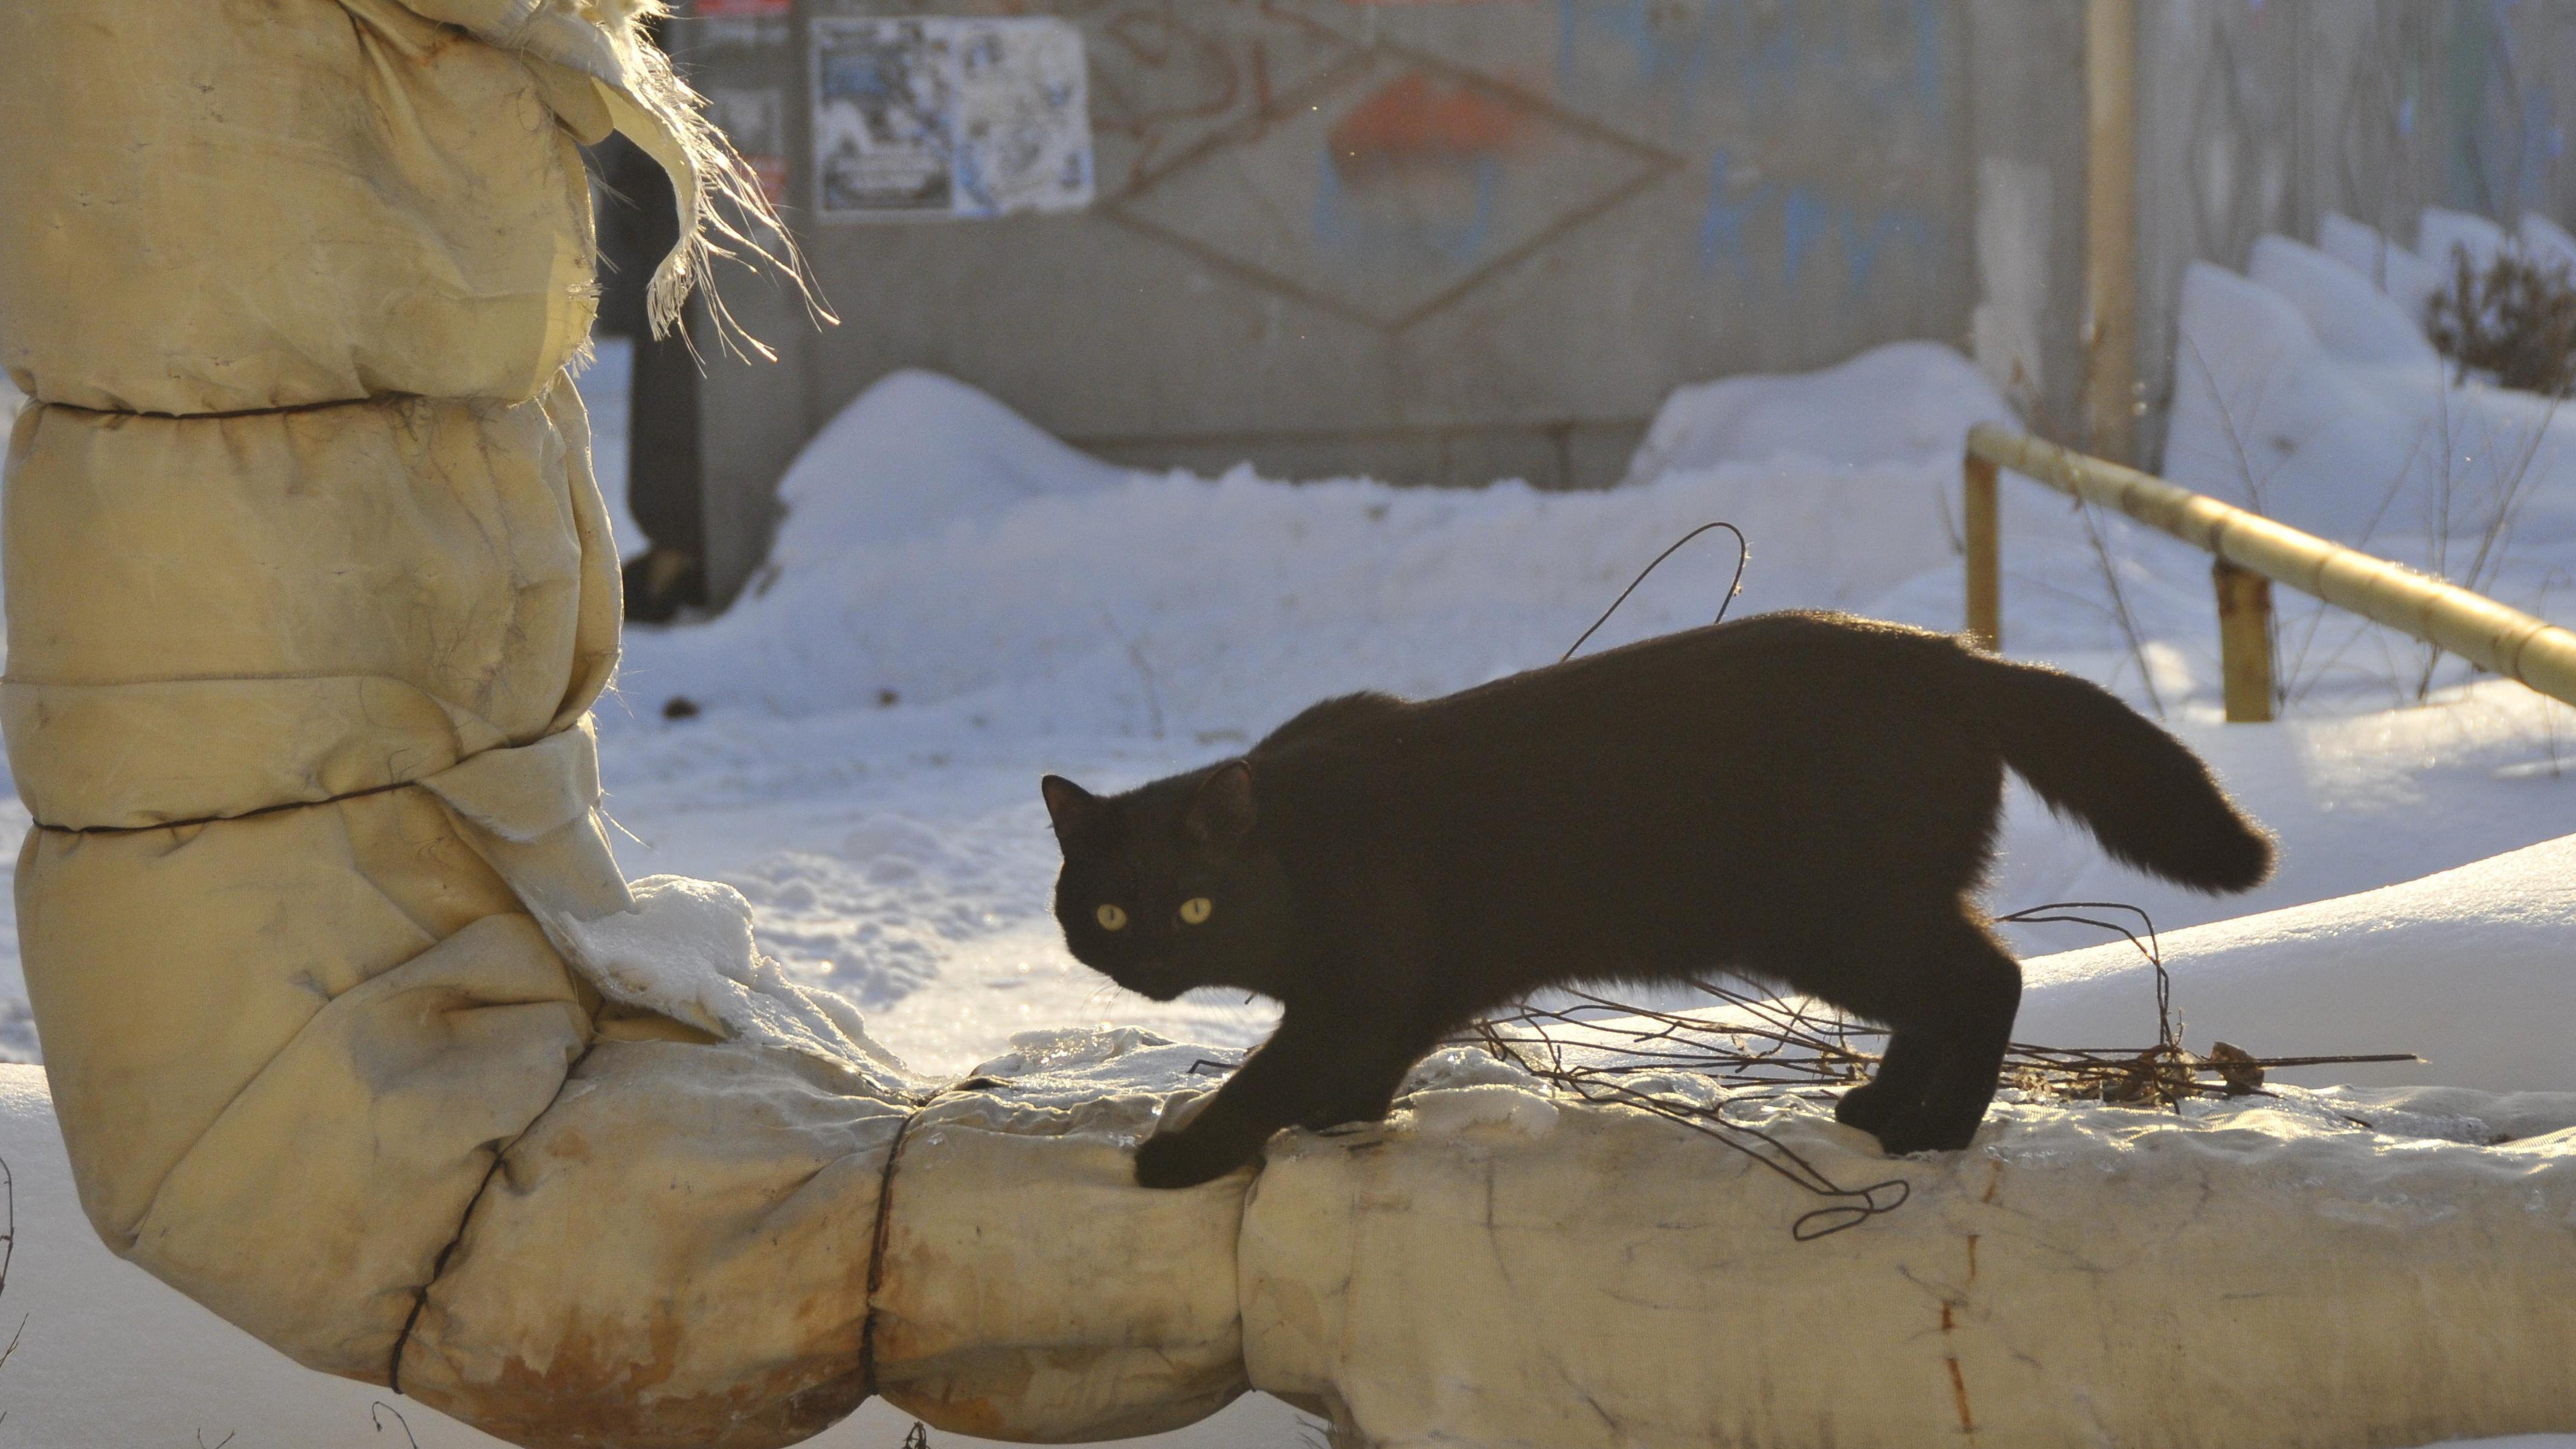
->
[1457, 902, 2417, 1240]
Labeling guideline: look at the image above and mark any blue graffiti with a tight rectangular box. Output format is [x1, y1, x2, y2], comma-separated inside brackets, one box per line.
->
[1838, 206, 1935, 293]
[1695, 150, 1761, 271]
[1698, 149, 1935, 294]
[1555, 0, 1946, 124]
[1781, 187, 1832, 289]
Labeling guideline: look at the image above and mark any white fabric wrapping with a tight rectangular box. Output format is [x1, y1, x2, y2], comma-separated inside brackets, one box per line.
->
[1243, 1072, 2576, 1447]
[0, 1, 1232, 1445]
[870, 1031, 1251, 1441]
[0, 0, 599, 414]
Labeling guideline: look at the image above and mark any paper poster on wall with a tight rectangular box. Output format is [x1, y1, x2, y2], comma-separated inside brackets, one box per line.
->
[706, 86, 789, 205]
[812, 16, 1093, 222]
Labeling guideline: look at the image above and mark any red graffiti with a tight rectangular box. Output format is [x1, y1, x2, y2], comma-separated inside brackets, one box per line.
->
[1329, 73, 1526, 165]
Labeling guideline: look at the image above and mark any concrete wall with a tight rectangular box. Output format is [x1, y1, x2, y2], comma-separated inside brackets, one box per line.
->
[649, 0, 2576, 607]
[661, 0, 1981, 602]
[1962, 0, 2089, 437]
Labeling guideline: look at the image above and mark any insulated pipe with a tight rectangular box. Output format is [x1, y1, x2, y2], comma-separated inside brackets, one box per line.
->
[1967, 423, 2576, 710]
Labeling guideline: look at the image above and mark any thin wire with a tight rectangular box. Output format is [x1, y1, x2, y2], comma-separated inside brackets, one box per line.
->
[1993, 900, 2171, 1047]
[1459, 901, 2180, 1241]
[1560, 521, 1750, 663]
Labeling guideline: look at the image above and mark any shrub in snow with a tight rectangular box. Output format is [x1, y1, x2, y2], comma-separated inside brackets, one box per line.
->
[2418, 207, 2514, 278]
[2426, 243, 2576, 396]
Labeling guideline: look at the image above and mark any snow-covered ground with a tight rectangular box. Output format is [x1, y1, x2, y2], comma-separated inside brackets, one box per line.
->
[8, 204, 2576, 1444]
[583, 323, 2576, 1080]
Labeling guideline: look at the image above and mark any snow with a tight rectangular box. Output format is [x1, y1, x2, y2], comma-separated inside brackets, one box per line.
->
[2419, 205, 2513, 277]
[776, 367, 1134, 550]
[2018, 832, 2576, 1092]
[584, 302, 2576, 1083]
[2521, 213, 2576, 277]
[9, 202, 2576, 1443]
[2319, 210, 2446, 316]
[2160, 260, 2576, 630]
[2247, 234, 2441, 369]
[557, 873, 915, 1091]
[1621, 339, 2016, 479]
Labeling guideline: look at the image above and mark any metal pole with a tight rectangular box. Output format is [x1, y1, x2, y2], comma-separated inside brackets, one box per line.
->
[2212, 560, 2275, 722]
[1965, 452, 2001, 651]
[2085, 0, 2139, 463]
[1969, 423, 2576, 711]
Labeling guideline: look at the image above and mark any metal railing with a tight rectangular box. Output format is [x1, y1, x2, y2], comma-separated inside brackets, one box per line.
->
[1963, 423, 2576, 721]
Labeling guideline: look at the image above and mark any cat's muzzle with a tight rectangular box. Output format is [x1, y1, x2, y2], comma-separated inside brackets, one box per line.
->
[1113, 962, 1191, 1002]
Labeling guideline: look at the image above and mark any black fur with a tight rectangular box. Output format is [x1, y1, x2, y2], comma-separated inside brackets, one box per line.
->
[1040, 610, 2274, 1188]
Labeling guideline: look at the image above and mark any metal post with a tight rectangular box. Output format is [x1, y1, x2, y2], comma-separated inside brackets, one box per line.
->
[1965, 452, 2000, 651]
[2085, 0, 2139, 463]
[2213, 560, 2275, 722]
[1970, 423, 2576, 712]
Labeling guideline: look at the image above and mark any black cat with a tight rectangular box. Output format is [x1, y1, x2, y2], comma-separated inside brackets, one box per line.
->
[1041, 611, 2273, 1189]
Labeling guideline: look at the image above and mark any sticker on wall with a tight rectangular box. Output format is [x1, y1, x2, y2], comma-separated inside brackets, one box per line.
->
[706, 86, 790, 207]
[692, 0, 789, 45]
[811, 16, 1093, 222]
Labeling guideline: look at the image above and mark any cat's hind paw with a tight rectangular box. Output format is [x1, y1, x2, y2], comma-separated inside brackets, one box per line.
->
[1134, 1129, 1253, 1189]
[1866, 1110, 1983, 1157]
[1832, 1081, 1909, 1136]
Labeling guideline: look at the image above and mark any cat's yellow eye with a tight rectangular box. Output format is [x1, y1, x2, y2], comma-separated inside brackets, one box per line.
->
[1095, 904, 1128, 931]
[1178, 896, 1213, 925]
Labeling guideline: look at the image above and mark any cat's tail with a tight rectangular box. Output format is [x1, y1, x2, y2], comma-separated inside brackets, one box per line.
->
[1974, 652, 2276, 893]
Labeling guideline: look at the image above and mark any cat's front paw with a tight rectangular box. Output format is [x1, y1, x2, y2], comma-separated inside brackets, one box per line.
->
[1134, 1129, 1252, 1189]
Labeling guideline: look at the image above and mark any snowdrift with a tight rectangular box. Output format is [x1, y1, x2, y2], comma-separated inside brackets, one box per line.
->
[2168, 214, 2576, 565]
[2020, 833, 2576, 1093]
[626, 345, 2092, 734]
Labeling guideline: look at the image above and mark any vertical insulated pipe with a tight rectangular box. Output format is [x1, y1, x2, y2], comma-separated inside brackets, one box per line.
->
[2085, 0, 2139, 463]
[1965, 452, 2001, 651]
[2213, 559, 2276, 722]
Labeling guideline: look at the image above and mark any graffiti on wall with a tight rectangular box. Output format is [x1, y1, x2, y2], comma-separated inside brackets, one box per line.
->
[1108, 45, 1672, 329]
[1552, 0, 1947, 126]
[1697, 147, 1937, 295]
[1314, 72, 1524, 265]
[1076, 0, 1961, 332]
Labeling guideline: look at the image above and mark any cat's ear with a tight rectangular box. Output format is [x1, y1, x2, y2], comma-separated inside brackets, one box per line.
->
[1041, 774, 1100, 842]
[1184, 760, 1256, 850]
